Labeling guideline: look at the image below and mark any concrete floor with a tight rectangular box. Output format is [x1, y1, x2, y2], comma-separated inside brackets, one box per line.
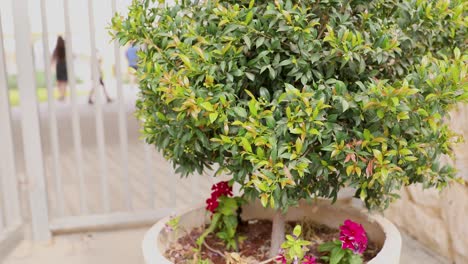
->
[3, 227, 449, 264]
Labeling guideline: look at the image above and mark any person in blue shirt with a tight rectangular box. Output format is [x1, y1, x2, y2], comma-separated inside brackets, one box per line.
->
[126, 44, 138, 70]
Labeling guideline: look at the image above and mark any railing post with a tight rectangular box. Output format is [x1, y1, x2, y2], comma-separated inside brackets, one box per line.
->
[40, 0, 65, 217]
[0, 12, 21, 229]
[11, 0, 51, 241]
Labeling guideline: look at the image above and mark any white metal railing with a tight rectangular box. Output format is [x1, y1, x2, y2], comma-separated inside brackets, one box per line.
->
[11, 0, 51, 241]
[63, 0, 87, 216]
[0, 11, 23, 260]
[40, 0, 64, 217]
[0, 1, 220, 253]
[0, 0, 210, 243]
[111, 0, 133, 212]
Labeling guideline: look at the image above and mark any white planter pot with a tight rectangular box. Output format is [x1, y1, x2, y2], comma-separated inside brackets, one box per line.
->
[142, 199, 401, 264]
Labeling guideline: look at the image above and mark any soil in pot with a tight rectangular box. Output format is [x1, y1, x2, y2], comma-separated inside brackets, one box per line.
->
[164, 219, 380, 264]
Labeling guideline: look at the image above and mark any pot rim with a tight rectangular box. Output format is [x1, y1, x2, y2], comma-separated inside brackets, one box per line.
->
[142, 202, 401, 264]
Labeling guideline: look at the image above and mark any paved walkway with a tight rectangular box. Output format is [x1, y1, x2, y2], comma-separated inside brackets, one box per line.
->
[4, 228, 450, 264]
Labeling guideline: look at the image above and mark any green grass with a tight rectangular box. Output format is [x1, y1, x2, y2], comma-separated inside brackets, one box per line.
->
[8, 71, 83, 90]
[9, 88, 88, 106]
[8, 72, 47, 90]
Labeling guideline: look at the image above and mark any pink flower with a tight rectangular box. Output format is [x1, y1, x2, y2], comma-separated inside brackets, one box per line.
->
[276, 253, 287, 264]
[205, 195, 219, 213]
[339, 219, 368, 254]
[302, 256, 317, 264]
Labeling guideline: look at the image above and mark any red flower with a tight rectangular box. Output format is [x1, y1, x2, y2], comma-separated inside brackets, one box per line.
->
[302, 256, 317, 264]
[205, 181, 233, 213]
[339, 219, 368, 254]
[205, 196, 219, 213]
[211, 181, 233, 197]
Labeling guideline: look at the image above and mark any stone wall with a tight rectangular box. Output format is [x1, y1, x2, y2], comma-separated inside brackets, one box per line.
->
[385, 105, 468, 264]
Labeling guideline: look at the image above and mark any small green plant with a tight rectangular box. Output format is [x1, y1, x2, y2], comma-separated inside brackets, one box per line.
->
[277, 225, 315, 263]
[165, 215, 180, 232]
[197, 182, 245, 251]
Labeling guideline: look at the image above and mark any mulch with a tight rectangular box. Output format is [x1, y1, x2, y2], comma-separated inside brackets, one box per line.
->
[164, 219, 380, 264]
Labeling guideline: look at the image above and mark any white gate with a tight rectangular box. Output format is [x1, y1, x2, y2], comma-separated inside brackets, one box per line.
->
[0, 12, 22, 261]
[1, 0, 214, 244]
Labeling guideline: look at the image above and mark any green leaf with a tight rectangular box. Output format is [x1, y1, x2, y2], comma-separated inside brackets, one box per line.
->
[295, 138, 303, 153]
[218, 198, 238, 215]
[178, 54, 192, 69]
[278, 59, 292, 66]
[201, 102, 214, 111]
[241, 137, 252, 152]
[349, 254, 364, 264]
[268, 66, 276, 79]
[399, 149, 412, 156]
[209, 112, 219, 123]
[454, 47, 461, 59]
[259, 87, 270, 101]
[405, 156, 418, 161]
[256, 37, 265, 48]
[243, 35, 252, 49]
[340, 98, 349, 112]
[330, 247, 345, 264]
[245, 11, 254, 24]
[270, 196, 275, 208]
[245, 72, 255, 81]
[284, 83, 298, 93]
[373, 149, 383, 163]
[417, 109, 428, 117]
[248, 100, 258, 116]
[318, 241, 336, 252]
[233, 107, 247, 118]
[260, 194, 268, 207]
[360, 188, 367, 201]
[377, 109, 384, 119]
[293, 225, 302, 237]
[363, 129, 372, 140]
[192, 46, 205, 61]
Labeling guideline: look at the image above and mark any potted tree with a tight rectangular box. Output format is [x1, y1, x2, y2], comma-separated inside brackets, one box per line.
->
[111, 0, 467, 263]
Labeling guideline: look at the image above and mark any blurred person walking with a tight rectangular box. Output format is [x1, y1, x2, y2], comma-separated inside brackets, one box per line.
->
[52, 36, 68, 101]
[88, 54, 112, 104]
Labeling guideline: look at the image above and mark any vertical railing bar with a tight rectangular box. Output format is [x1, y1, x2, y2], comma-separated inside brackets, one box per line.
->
[11, 0, 51, 240]
[143, 143, 155, 209]
[112, 0, 132, 211]
[0, 11, 21, 229]
[170, 165, 177, 209]
[63, 0, 88, 215]
[40, 0, 64, 217]
[0, 198, 4, 232]
[88, 0, 110, 213]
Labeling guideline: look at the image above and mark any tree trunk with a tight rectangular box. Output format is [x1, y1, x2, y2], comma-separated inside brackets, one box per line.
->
[269, 209, 286, 258]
